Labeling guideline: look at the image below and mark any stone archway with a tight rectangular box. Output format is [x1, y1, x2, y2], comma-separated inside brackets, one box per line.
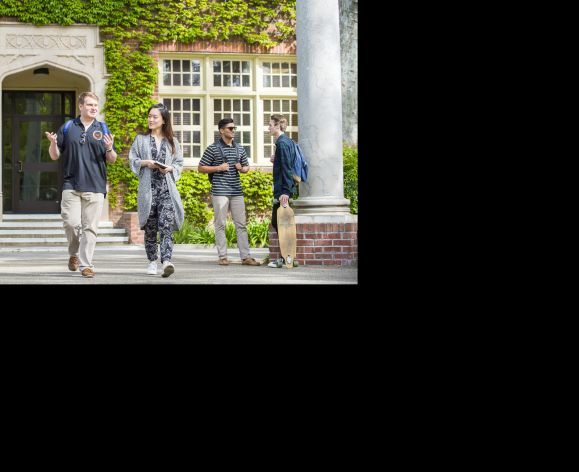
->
[0, 23, 108, 218]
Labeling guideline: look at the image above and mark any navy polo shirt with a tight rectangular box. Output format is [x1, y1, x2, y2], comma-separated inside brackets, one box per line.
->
[56, 117, 113, 195]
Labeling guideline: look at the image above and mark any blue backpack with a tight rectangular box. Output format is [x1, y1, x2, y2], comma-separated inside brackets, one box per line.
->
[291, 140, 308, 183]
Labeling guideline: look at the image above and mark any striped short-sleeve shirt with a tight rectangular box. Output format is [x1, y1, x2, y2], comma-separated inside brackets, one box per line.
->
[200, 139, 249, 196]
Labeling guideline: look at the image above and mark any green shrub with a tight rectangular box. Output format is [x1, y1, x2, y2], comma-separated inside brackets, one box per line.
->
[173, 220, 195, 244]
[174, 220, 214, 245]
[178, 169, 272, 225]
[107, 151, 356, 220]
[240, 170, 273, 220]
[247, 218, 270, 248]
[176, 171, 213, 227]
[194, 226, 216, 245]
[343, 144, 358, 214]
[107, 166, 272, 223]
[173, 218, 270, 248]
[225, 219, 270, 247]
[224, 220, 238, 246]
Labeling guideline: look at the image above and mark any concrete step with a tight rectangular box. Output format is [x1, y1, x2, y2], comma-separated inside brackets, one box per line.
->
[1, 214, 63, 221]
[0, 221, 113, 228]
[0, 228, 127, 237]
[0, 236, 129, 245]
[0, 214, 129, 246]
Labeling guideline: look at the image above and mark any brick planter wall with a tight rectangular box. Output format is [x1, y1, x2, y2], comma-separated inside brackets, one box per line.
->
[269, 221, 358, 266]
[119, 211, 144, 244]
[106, 183, 143, 244]
[110, 203, 124, 229]
[109, 183, 125, 229]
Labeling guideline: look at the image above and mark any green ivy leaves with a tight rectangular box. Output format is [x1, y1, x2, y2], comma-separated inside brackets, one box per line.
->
[0, 0, 296, 151]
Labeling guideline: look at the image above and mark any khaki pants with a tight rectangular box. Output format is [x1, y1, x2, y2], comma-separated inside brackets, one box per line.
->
[212, 195, 251, 260]
[61, 190, 104, 270]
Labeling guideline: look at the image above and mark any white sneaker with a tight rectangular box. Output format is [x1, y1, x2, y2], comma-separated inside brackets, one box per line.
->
[147, 261, 158, 275]
[267, 258, 283, 268]
[162, 261, 175, 278]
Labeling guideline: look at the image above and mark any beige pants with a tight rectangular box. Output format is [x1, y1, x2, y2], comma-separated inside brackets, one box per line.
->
[212, 195, 251, 260]
[61, 190, 104, 270]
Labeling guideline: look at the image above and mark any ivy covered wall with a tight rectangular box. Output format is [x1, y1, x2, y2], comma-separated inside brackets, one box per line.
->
[0, 0, 296, 152]
[2, 1, 358, 220]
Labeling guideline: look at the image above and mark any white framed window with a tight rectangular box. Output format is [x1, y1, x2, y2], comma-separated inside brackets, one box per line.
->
[213, 98, 252, 158]
[157, 54, 297, 165]
[262, 98, 299, 158]
[163, 97, 203, 159]
[212, 60, 251, 87]
[163, 59, 201, 87]
[262, 61, 297, 88]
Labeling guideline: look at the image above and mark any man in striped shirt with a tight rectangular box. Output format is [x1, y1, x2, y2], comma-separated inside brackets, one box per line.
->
[198, 118, 260, 266]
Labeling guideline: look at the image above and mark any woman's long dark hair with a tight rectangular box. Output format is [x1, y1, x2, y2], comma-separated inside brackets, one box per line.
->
[147, 103, 176, 154]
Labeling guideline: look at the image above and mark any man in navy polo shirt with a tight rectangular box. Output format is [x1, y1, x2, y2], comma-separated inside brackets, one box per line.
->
[44, 92, 117, 278]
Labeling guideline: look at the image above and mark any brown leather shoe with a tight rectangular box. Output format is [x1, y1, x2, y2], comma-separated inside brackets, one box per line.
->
[81, 268, 95, 278]
[218, 257, 229, 265]
[68, 255, 80, 271]
[242, 257, 260, 266]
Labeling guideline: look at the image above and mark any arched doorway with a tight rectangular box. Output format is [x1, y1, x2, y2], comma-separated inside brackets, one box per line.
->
[2, 67, 90, 213]
[0, 23, 108, 218]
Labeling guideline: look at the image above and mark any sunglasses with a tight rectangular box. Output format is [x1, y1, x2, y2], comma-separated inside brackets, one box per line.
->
[224, 126, 237, 131]
[80, 132, 86, 144]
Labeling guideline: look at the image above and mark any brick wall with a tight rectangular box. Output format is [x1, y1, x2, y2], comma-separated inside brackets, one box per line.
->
[153, 40, 295, 54]
[109, 204, 124, 229]
[107, 186, 144, 244]
[120, 212, 144, 244]
[269, 222, 358, 266]
[109, 185, 125, 228]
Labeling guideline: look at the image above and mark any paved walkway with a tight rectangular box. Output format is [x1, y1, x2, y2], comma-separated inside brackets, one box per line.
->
[0, 245, 357, 284]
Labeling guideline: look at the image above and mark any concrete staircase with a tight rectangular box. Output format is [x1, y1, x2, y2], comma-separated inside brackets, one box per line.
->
[0, 214, 129, 246]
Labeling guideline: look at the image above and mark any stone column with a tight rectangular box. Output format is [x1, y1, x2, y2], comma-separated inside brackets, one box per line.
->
[267, 0, 357, 266]
[293, 0, 352, 216]
[339, 0, 358, 146]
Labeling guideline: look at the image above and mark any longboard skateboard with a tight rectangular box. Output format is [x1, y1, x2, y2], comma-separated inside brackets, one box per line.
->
[277, 205, 297, 269]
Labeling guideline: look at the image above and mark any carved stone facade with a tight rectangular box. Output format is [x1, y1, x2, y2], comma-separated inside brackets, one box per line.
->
[5, 33, 88, 49]
[0, 24, 107, 87]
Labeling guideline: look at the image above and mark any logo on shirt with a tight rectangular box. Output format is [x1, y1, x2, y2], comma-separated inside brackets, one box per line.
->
[92, 130, 103, 140]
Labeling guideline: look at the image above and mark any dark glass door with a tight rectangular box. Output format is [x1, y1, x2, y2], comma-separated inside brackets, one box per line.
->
[13, 117, 62, 212]
[2, 91, 74, 213]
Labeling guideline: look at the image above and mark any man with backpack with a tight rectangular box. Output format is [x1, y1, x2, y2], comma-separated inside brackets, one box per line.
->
[198, 118, 260, 266]
[267, 114, 297, 268]
[44, 92, 117, 278]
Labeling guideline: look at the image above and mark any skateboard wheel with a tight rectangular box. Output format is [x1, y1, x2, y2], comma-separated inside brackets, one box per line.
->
[293, 260, 299, 267]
